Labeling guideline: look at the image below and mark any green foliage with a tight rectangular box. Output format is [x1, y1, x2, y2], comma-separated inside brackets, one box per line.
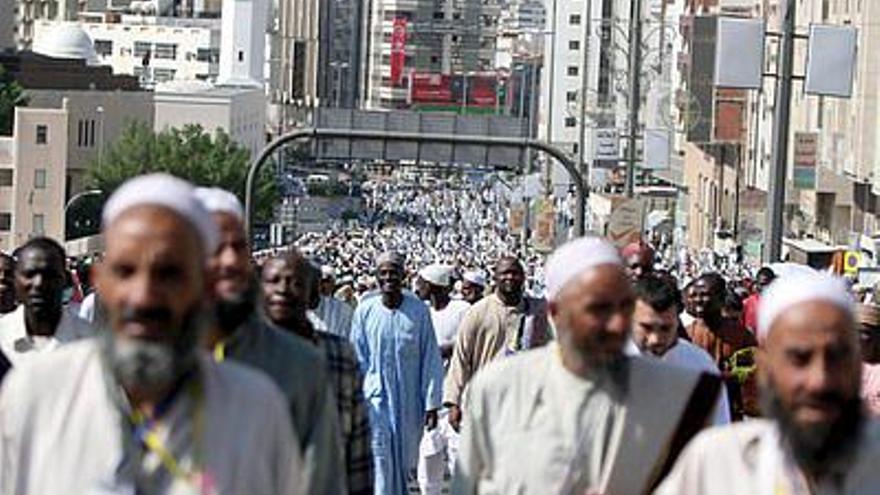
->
[0, 67, 28, 136]
[87, 122, 279, 222]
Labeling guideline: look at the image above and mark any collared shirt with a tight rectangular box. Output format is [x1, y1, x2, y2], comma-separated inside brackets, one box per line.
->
[443, 293, 550, 406]
[0, 340, 303, 494]
[313, 331, 373, 495]
[0, 305, 95, 366]
[657, 419, 880, 495]
[218, 315, 345, 495]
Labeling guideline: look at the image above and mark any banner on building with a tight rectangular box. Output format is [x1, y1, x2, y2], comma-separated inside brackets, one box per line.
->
[593, 128, 620, 164]
[532, 198, 555, 252]
[793, 132, 818, 190]
[409, 72, 498, 110]
[391, 18, 407, 86]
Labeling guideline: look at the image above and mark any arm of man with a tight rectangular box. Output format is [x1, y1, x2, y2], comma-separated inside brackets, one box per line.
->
[450, 376, 490, 495]
[443, 308, 479, 408]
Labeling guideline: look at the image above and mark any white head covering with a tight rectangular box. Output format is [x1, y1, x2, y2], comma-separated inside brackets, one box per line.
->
[376, 251, 405, 268]
[462, 270, 487, 287]
[321, 265, 336, 280]
[193, 186, 244, 220]
[758, 270, 854, 341]
[103, 174, 219, 256]
[419, 263, 452, 287]
[544, 236, 622, 300]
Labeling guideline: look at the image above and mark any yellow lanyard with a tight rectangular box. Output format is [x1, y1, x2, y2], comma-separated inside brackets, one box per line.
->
[213, 341, 226, 362]
[130, 380, 210, 491]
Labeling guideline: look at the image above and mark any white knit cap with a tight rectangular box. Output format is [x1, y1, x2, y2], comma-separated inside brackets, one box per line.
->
[419, 263, 453, 287]
[544, 236, 622, 300]
[103, 174, 219, 256]
[463, 270, 487, 287]
[193, 187, 244, 220]
[758, 270, 854, 341]
[321, 265, 336, 279]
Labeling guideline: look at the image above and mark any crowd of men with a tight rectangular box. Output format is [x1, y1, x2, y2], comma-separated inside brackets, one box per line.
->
[0, 173, 879, 494]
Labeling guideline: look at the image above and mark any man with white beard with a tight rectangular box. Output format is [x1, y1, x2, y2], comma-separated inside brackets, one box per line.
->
[657, 271, 880, 494]
[0, 174, 303, 494]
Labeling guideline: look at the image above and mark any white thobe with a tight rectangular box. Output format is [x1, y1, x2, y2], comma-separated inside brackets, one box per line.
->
[629, 338, 731, 426]
[0, 305, 95, 366]
[429, 300, 471, 349]
[454, 344, 714, 495]
[0, 340, 304, 495]
[310, 295, 355, 338]
[656, 419, 880, 495]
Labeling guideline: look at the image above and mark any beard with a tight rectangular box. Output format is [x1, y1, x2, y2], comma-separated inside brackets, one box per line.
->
[760, 380, 864, 475]
[214, 283, 256, 334]
[102, 306, 207, 397]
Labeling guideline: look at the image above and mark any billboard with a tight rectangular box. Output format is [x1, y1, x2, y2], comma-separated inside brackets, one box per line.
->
[793, 132, 818, 190]
[409, 72, 499, 111]
[390, 18, 407, 86]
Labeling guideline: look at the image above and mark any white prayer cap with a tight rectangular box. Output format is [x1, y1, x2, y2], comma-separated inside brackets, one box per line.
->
[419, 263, 452, 287]
[463, 270, 487, 287]
[321, 265, 336, 279]
[544, 236, 622, 300]
[758, 270, 854, 341]
[376, 251, 405, 268]
[193, 187, 244, 221]
[102, 174, 219, 256]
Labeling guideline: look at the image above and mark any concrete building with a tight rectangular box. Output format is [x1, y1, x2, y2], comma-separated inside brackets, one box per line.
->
[1, 0, 14, 51]
[363, 0, 501, 109]
[218, 0, 265, 87]
[153, 80, 265, 158]
[13, 0, 79, 50]
[33, 15, 221, 88]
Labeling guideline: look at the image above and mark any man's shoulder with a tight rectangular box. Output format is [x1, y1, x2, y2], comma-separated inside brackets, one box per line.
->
[685, 419, 774, 457]
[0, 340, 103, 405]
[468, 346, 552, 397]
[667, 339, 720, 374]
[252, 318, 326, 362]
[202, 354, 290, 407]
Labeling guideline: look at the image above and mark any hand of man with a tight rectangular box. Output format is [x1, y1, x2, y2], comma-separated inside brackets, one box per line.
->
[425, 409, 439, 431]
[447, 404, 462, 432]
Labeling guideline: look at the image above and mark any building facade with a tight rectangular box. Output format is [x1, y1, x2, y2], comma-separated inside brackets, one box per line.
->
[14, 0, 79, 49]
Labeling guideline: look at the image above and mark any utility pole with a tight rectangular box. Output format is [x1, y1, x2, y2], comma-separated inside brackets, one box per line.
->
[766, 0, 796, 262]
[624, 0, 643, 198]
[576, 0, 593, 198]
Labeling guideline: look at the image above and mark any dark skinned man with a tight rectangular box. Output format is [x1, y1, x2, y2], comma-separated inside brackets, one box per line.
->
[349, 251, 444, 495]
[261, 249, 373, 495]
[0, 237, 93, 366]
[194, 186, 344, 495]
[659, 271, 880, 493]
[453, 237, 719, 494]
[444, 255, 550, 432]
[0, 174, 302, 493]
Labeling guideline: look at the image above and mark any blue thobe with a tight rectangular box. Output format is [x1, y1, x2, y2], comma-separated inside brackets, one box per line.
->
[351, 291, 444, 495]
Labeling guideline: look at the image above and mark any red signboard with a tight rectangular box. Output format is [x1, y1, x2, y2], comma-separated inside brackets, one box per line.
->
[409, 72, 498, 108]
[390, 18, 407, 86]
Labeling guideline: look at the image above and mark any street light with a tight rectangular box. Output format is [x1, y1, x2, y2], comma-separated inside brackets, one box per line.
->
[64, 189, 103, 240]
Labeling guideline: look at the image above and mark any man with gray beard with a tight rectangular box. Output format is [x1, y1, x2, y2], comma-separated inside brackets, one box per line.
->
[657, 271, 880, 494]
[0, 174, 304, 494]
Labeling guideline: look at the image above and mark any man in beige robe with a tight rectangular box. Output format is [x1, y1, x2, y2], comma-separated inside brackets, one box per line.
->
[453, 237, 721, 495]
[0, 174, 303, 494]
[657, 271, 880, 494]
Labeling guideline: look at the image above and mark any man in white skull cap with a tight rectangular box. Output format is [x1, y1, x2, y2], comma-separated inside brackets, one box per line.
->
[460, 270, 487, 305]
[657, 270, 880, 494]
[453, 236, 721, 495]
[0, 174, 304, 494]
[308, 264, 355, 338]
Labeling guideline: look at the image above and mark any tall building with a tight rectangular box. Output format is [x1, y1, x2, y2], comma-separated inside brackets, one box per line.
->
[363, 0, 501, 109]
[14, 0, 79, 49]
[218, 0, 266, 87]
[33, 16, 222, 88]
[1, 0, 14, 50]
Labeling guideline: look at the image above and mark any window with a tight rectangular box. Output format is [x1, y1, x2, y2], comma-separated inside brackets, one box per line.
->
[237, 51, 244, 62]
[36, 125, 47, 144]
[153, 68, 176, 82]
[566, 91, 577, 102]
[34, 169, 46, 189]
[89, 120, 96, 147]
[94, 39, 112, 56]
[32, 214, 44, 236]
[567, 66, 579, 76]
[133, 41, 151, 58]
[154, 43, 177, 60]
[0, 213, 10, 232]
[565, 117, 577, 127]
[196, 48, 218, 62]
[569, 14, 581, 25]
[0, 169, 12, 187]
[569, 40, 580, 50]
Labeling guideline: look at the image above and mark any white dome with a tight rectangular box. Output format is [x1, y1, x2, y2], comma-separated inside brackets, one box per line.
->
[33, 23, 99, 65]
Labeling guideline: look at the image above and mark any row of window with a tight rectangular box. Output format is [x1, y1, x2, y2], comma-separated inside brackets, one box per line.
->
[93, 39, 218, 63]
[0, 213, 43, 235]
[0, 169, 48, 189]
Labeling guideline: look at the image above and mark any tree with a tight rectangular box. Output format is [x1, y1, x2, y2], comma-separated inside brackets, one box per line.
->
[0, 67, 28, 136]
[87, 121, 279, 223]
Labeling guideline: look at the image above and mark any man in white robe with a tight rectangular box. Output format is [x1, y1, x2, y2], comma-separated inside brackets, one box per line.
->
[657, 271, 880, 494]
[0, 174, 303, 494]
[453, 237, 722, 495]
[0, 237, 94, 366]
[628, 275, 731, 425]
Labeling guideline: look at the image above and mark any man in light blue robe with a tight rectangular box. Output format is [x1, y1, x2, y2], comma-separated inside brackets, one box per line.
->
[351, 251, 445, 495]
